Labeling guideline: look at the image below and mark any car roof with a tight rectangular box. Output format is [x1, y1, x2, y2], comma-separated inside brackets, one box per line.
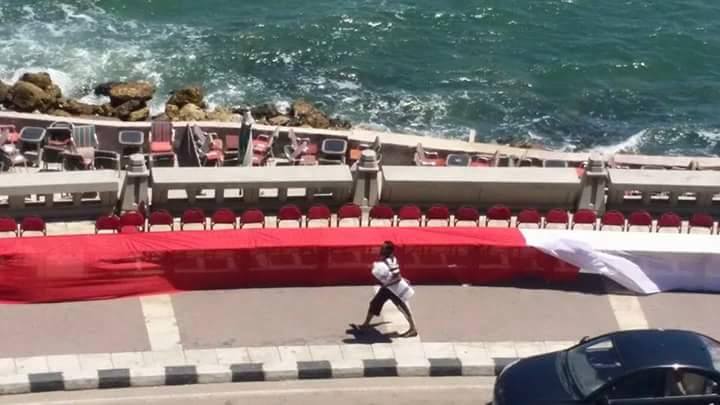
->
[610, 329, 716, 371]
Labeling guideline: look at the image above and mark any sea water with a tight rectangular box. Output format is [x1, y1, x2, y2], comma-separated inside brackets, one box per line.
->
[1, 0, 719, 155]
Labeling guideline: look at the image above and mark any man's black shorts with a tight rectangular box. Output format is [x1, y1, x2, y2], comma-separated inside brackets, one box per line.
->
[368, 286, 410, 316]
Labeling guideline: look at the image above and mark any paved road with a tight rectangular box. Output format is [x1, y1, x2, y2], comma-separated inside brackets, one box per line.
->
[1, 274, 719, 357]
[0, 377, 495, 405]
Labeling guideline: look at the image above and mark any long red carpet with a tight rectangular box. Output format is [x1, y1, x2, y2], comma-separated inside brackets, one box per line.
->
[0, 227, 578, 303]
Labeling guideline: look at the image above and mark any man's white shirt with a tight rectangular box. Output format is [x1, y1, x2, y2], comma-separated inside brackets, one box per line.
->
[371, 257, 415, 301]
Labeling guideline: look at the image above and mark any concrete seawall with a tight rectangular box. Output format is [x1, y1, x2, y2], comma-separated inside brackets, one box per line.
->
[0, 111, 589, 165]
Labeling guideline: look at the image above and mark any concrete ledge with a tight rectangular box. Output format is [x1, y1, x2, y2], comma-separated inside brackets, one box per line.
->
[0, 356, 515, 395]
[0, 340, 573, 395]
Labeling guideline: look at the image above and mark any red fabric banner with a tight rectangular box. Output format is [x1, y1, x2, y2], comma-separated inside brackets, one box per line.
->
[0, 227, 578, 303]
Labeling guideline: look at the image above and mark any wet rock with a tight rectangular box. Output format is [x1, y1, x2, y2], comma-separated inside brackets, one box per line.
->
[108, 81, 155, 106]
[59, 99, 99, 116]
[46, 84, 63, 101]
[128, 107, 149, 122]
[268, 115, 291, 126]
[47, 109, 72, 117]
[291, 99, 331, 129]
[176, 103, 206, 121]
[0, 81, 9, 103]
[99, 103, 115, 117]
[291, 99, 314, 117]
[251, 103, 279, 120]
[206, 107, 237, 122]
[165, 103, 180, 121]
[167, 86, 204, 108]
[9, 81, 51, 112]
[153, 113, 171, 122]
[20, 72, 53, 91]
[329, 117, 352, 129]
[114, 99, 145, 120]
[94, 81, 124, 97]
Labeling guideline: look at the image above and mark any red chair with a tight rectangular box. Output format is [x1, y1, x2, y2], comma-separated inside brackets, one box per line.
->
[544, 209, 569, 229]
[239, 209, 265, 228]
[211, 208, 237, 230]
[571, 209, 597, 230]
[337, 203, 362, 227]
[277, 204, 302, 227]
[516, 209, 541, 228]
[396, 204, 422, 226]
[0, 217, 18, 236]
[95, 215, 120, 234]
[149, 121, 175, 166]
[306, 204, 331, 227]
[485, 204, 511, 227]
[119, 211, 145, 232]
[627, 210, 653, 232]
[424, 204, 450, 226]
[181, 208, 207, 230]
[454, 206, 480, 226]
[148, 210, 174, 231]
[688, 213, 714, 234]
[657, 212, 682, 233]
[600, 210, 626, 231]
[368, 204, 395, 226]
[20, 216, 46, 236]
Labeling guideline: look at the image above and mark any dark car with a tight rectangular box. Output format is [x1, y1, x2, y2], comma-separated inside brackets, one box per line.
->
[493, 329, 720, 405]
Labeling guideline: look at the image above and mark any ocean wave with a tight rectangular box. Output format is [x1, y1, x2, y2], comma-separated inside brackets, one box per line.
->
[0, 1, 718, 156]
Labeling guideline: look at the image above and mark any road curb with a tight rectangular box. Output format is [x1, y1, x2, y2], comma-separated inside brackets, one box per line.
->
[0, 356, 517, 395]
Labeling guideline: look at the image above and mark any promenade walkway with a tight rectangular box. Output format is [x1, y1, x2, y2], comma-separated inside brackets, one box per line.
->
[0, 276, 717, 394]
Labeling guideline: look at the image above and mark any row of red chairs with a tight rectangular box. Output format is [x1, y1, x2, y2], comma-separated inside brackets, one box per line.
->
[95, 204, 366, 233]
[2, 205, 715, 237]
[368, 204, 714, 233]
[0, 216, 47, 236]
[370, 204, 714, 233]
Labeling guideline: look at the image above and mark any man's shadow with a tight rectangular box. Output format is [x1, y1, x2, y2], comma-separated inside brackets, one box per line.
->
[343, 322, 399, 344]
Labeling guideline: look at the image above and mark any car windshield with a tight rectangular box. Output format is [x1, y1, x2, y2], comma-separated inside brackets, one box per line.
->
[566, 337, 626, 396]
[700, 336, 720, 372]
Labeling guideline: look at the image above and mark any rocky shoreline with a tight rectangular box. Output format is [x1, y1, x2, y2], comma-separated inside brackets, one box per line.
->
[0, 72, 352, 130]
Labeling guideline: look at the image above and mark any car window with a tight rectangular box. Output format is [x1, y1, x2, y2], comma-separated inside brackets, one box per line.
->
[603, 369, 666, 400]
[567, 338, 626, 395]
[664, 370, 719, 397]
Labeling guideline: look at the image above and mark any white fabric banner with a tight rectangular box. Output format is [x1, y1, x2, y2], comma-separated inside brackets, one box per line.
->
[522, 229, 720, 295]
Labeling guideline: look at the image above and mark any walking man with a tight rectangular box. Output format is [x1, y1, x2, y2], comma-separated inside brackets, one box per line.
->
[354, 241, 418, 337]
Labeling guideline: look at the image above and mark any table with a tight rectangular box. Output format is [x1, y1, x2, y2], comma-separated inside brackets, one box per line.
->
[446, 153, 470, 167]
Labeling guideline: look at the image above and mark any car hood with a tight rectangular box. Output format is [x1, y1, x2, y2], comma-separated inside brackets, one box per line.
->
[494, 352, 578, 405]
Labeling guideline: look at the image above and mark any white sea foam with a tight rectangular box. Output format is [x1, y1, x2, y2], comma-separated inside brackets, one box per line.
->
[591, 129, 647, 154]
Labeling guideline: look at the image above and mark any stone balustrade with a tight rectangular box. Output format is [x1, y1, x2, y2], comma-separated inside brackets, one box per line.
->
[150, 166, 354, 214]
[380, 166, 583, 211]
[3, 164, 720, 220]
[0, 170, 121, 219]
[606, 169, 720, 215]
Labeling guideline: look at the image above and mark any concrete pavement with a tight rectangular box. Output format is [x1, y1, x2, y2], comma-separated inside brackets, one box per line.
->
[4, 277, 720, 359]
[0, 276, 719, 395]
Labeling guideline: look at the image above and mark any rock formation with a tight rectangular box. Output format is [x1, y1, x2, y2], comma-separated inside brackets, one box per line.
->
[0, 70, 353, 129]
[167, 86, 204, 108]
[108, 81, 155, 107]
[8, 81, 55, 112]
[0, 81, 9, 104]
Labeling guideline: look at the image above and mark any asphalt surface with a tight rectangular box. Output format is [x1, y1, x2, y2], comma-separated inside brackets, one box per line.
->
[1, 275, 720, 357]
[0, 377, 495, 405]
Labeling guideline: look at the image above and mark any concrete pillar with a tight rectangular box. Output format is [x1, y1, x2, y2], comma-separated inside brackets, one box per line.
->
[352, 150, 380, 207]
[121, 154, 149, 212]
[577, 153, 608, 213]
